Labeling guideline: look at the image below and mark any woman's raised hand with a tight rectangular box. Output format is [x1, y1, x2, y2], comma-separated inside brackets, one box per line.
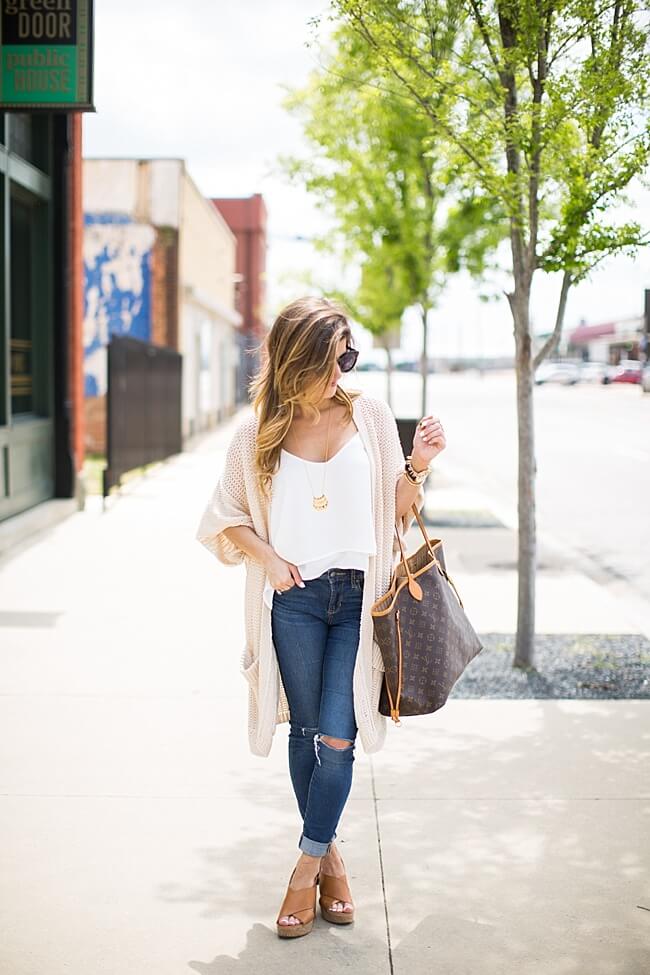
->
[411, 414, 446, 469]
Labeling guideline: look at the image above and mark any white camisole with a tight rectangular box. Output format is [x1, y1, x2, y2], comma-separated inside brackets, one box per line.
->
[262, 430, 376, 610]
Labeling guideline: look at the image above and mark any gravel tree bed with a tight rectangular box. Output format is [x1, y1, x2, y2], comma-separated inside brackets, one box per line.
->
[450, 633, 650, 699]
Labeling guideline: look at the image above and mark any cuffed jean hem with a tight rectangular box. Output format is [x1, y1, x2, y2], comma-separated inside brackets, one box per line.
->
[299, 832, 333, 856]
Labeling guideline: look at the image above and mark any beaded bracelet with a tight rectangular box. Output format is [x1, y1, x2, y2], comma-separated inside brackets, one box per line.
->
[404, 455, 432, 484]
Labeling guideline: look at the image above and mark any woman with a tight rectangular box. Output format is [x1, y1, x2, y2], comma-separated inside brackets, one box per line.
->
[195, 296, 445, 938]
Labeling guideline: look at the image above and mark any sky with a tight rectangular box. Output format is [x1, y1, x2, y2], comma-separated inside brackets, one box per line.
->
[83, 0, 650, 360]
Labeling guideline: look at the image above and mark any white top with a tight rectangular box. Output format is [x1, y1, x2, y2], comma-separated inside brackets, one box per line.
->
[262, 431, 376, 610]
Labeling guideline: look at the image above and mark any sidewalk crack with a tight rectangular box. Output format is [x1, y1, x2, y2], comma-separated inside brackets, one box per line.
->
[370, 754, 393, 975]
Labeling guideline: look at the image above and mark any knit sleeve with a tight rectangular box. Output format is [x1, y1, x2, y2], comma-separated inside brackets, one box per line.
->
[378, 399, 425, 549]
[195, 426, 256, 566]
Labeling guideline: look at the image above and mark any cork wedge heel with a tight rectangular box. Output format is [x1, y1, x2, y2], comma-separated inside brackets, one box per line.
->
[276, 866, 320, 938]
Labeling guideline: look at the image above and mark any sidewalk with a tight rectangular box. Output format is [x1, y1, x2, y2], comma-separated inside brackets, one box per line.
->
[0, 409, 648, 974]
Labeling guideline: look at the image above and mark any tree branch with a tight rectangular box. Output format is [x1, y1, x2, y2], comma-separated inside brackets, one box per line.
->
[533, 269, 572, 369]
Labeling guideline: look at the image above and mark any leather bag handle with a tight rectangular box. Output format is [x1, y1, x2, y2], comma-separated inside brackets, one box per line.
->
[393, 503, 464, 609]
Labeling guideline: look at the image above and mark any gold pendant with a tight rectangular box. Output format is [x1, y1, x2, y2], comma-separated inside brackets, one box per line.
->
[313, 494, 328, 510]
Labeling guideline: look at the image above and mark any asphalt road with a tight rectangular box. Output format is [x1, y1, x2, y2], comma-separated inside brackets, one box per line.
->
[347, 368, 650, 626]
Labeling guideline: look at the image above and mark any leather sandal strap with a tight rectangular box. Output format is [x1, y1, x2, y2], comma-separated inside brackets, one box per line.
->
[319, 871, 353, 906]
[277, 884, 317, 923]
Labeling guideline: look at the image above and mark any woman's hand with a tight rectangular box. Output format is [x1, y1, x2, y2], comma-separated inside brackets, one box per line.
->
[263, 549, 305, 592]
[411, 414, 446, 471]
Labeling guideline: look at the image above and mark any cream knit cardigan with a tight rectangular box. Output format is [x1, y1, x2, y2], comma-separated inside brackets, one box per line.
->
[195, 392, 424, 758]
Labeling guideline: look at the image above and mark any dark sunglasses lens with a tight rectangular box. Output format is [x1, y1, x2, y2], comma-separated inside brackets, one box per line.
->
[339, 349, 358, 372]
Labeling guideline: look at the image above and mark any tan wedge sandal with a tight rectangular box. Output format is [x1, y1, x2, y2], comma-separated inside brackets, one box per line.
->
[276, 866, 320, 938]
[319, 861, 355, 925]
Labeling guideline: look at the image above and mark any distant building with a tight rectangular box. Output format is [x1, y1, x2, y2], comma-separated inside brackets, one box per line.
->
[210, 193, 268, 404]
[83, 158, 242, 450]
[567, 314, 645, 364]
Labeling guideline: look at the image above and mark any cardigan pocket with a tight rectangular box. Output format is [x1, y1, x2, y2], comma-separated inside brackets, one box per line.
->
[240, 647, 260, 697]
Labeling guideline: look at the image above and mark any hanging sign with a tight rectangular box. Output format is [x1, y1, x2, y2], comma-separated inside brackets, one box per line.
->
[0, 0, 94, 110]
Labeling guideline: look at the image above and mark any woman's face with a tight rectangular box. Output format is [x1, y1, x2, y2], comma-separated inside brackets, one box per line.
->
[325, 336, 349, 397]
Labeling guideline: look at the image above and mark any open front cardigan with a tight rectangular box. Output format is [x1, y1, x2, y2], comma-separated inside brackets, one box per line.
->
[195, 392, 425, 757]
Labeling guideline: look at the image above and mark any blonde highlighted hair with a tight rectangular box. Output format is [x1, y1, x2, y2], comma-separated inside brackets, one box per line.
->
[248, 296, 362, 501]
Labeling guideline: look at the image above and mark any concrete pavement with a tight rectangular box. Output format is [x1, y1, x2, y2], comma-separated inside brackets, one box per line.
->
[0, 406, 648, 974]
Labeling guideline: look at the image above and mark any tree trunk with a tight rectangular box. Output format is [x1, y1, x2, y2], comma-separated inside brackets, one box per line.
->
[511, 295, 537, 669]
[385, 342, 394, 409]
[420, 303, 428, 417]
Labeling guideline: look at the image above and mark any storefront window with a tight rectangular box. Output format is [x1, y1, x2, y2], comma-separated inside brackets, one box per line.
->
[10, 196, 33, 415]
[8, 114, 50, 173]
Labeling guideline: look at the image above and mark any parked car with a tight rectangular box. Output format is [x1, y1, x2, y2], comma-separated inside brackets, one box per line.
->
[578, 361, 610, 383]
[534, 360, 580, 385]
[356, 360, 384, 372]
[607, 359, 643, 384]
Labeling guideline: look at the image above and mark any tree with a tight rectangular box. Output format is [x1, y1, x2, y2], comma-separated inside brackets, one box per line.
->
[331, 0, 650, 668]
[274, 20, 502, 412]
[328, 241, 415, 408]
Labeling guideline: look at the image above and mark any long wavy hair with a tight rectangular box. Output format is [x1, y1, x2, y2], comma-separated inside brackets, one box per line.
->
[249, 296, 363, 502]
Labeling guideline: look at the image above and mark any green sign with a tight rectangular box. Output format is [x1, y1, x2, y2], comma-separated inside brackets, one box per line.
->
[0, 0, 94, 110]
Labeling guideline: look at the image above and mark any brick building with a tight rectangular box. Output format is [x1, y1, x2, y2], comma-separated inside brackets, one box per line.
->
[83, 159, 242, 451]
[210, 193, 268, 404]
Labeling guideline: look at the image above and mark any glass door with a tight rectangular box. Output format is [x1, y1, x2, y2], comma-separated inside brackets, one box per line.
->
[0, 114, 54, 521]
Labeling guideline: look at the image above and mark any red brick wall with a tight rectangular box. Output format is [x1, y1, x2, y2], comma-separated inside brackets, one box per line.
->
[84, 395, 106, 455]
[210, 193, 267, 339]
[151, 227, 179, 350]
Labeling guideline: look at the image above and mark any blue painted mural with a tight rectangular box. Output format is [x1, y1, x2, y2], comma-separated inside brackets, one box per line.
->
[83, 214, 156, 397]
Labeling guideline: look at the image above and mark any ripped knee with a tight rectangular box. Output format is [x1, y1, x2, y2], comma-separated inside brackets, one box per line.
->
[313, 732, 355, 765]
[320, 735, 354, 750]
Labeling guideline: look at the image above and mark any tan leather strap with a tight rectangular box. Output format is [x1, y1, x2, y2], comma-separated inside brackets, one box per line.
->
[395, 502, 465, 610]
[319, 871, 353, 908]
[276, 878, 318, 924]
[384, 609, 403, 725]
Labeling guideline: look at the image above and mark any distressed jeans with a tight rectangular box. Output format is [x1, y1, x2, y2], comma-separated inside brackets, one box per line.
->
[271, 567, 364, 857]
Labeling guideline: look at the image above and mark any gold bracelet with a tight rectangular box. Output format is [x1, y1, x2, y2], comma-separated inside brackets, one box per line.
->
[405, 455, 431, 481]
[403, 460, 429, 485]
[402, 468, 421, 486]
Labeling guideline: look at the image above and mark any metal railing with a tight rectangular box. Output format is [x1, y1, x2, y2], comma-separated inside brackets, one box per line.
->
[103, 336, 182, 497]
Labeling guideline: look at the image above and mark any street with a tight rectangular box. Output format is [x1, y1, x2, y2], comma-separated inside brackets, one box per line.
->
[349, 369, 650, 628]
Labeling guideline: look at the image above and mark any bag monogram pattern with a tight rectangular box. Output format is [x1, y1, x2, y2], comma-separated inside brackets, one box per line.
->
[371, 503, 484, 722]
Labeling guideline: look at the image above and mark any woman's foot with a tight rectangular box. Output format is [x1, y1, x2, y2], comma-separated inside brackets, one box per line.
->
[277, 853, 321, 927]
[320, 841, 353, 914]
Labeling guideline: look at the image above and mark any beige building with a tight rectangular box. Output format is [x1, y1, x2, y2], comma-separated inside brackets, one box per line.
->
[83, 158, 241, 446]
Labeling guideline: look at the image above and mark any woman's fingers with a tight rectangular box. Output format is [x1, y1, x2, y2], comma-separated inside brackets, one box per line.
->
[419, 417, 444, 440]
[290, 565, 306, 588]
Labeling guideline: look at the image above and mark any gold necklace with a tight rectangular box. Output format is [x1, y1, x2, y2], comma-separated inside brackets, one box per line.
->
[302, 407, 332, 510]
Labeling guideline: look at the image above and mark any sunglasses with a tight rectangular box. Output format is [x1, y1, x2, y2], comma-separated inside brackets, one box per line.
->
[337, 347, 359, 372]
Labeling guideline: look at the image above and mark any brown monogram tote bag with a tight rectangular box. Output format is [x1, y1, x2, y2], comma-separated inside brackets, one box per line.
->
[371, 503, 484, 723]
